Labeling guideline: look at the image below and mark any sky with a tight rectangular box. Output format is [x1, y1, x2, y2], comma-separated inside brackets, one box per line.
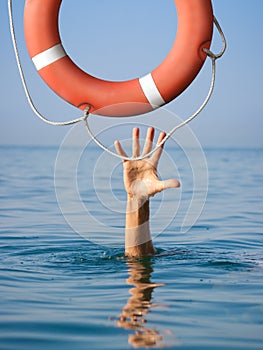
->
[1, 0, 263, 148]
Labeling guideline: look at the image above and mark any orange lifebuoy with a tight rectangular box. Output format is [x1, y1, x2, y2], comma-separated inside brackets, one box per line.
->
[24, 0, 213, 117]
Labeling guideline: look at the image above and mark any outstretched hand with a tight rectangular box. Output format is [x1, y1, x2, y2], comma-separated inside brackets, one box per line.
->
[114, 127, 180, 199]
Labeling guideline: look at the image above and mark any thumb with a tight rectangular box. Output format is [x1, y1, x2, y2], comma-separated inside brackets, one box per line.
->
[160, 179, 180, 191]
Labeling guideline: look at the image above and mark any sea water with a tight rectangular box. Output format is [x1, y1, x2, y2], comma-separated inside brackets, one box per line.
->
[0, 145, 263, 349]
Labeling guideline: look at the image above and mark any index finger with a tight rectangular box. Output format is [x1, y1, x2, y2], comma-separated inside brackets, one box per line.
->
[114, 140, 128, 161]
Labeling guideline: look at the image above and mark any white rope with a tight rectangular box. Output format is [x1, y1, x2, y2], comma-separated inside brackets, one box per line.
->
[8, 0, 226, 159]
[8, 0, 85, 126]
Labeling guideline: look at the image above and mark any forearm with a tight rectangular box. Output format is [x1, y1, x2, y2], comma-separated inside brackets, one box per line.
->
[125, 195, 156, 257]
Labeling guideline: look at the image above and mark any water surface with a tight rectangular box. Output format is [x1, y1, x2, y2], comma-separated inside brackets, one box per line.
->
[1, 146, 262, 349]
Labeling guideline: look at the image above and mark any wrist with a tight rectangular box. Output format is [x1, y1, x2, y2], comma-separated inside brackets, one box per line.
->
[127, 193, 149, 204]
[126, 195, 149, 224]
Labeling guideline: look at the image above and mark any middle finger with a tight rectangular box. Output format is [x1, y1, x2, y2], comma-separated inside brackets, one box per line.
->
[132, 127, 140, 157]
[142, 127, 155, 156]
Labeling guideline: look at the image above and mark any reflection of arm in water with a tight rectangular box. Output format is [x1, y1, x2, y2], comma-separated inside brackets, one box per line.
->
[115, 127, 180, 257]
[117, 260, 165, 348]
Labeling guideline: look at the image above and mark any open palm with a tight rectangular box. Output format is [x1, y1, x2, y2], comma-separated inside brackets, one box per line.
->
[115, 127, 180, 199]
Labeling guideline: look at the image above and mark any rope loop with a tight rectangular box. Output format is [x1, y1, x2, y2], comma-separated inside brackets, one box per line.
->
[203, 16, 227, 60]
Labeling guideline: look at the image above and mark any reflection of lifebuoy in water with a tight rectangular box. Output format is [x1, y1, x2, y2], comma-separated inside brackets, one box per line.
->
[24, 0, 213, 117]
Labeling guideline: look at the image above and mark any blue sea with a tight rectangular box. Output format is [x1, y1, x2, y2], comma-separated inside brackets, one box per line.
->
[1, 144, 263, 350]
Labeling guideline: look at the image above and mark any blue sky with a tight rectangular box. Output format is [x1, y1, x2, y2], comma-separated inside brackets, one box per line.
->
[1, 0, 263, 147]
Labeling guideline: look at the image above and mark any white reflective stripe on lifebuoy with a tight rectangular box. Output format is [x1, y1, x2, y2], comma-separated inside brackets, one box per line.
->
[32, 43, 67, 71]
[139, 73, 165, 109]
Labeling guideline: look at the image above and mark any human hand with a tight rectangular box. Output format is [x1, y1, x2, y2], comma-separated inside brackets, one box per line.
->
[114, 127, 180, 199]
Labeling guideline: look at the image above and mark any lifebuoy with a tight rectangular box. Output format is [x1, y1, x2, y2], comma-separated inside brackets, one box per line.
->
[24, 0, 213, 117]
